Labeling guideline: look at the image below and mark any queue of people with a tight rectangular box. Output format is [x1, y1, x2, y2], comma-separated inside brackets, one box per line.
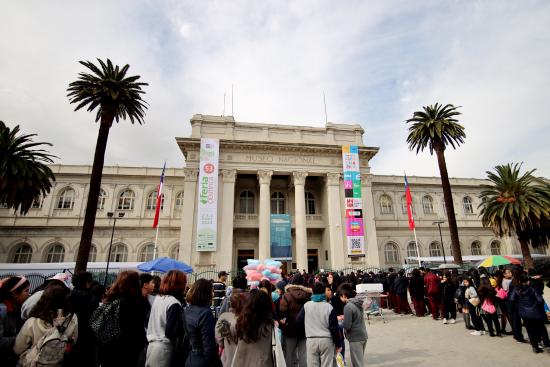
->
[0, 269, 369, 367]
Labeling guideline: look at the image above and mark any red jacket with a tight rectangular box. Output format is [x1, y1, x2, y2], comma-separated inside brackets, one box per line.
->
[423, 272, 441, 295]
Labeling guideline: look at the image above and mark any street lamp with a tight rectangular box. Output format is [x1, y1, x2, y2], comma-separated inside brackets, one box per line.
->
[433, 220, 447, 264]
[104, 211, 125, 286]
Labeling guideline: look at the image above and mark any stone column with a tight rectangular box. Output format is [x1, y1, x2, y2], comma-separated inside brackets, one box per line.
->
[178, 168, 199, 264]
[219, 169, 236, 270]
[325, 173, 346, 268]
[362, 173, 381, 267]
[293, 171, 308, 271]
[258, 170, 273, 260]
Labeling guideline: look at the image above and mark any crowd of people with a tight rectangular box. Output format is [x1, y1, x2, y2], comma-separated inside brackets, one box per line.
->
[1, 264, 548, 366]
[0, 269, 368, 367]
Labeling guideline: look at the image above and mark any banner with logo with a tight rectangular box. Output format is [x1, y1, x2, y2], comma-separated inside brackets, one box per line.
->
[342, 145, 366, 257]
[196, 138, 219, 251]
[270, 214, 292, 260]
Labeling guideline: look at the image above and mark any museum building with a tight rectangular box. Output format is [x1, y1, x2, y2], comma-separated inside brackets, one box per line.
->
[1, 115, 542, 272]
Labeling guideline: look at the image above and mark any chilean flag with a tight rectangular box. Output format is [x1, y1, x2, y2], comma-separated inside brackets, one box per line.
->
[404, 174, 415, 231]
[153, 163, 166, 229]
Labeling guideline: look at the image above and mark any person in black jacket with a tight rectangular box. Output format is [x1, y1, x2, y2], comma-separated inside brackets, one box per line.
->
[440, 272, 457, 324]
[184, 279, 222, 367]
[98, 271, 148, 367]
[509, 274, 550, 353]
[394, 270, 411, 314]
[408, 269, 424, 317]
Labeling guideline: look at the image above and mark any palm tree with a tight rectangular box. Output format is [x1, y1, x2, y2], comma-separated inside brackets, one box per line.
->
[406, 103, 466, 265]
[479, 163, 550, 269]
[68, 59, 148, 273]
[0, 121, 56, 214]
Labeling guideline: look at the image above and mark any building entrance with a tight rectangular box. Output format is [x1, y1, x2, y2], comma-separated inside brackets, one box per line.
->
[236, 249, 255, 272]
[307, 249, 319, 273]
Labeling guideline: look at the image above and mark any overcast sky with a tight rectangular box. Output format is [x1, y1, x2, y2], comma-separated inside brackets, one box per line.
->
[1, 1, 549, 179]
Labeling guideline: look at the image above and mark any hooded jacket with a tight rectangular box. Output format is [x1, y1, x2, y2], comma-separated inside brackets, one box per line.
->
[342, 298, 368, 342]
[279, 285, 311, 338]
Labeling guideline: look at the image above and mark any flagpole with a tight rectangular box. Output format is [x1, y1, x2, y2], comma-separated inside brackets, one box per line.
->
[153, 221, 160, 260]
[413, 226, 421, 268]
[405, 171, 422, 268]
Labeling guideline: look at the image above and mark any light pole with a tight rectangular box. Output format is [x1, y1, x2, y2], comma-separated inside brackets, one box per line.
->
[105, 211, 125, 286]
[433, 220, 447, 264]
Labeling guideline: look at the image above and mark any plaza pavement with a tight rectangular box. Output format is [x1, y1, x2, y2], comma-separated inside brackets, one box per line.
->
[353, 311, 550, 366]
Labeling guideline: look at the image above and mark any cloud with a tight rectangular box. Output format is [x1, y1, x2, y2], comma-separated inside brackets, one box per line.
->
[0, 0, 549, 179]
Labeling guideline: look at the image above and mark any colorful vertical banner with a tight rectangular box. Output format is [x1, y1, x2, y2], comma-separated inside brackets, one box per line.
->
[270, 214, 292, 260]
[196, 138, 219, 251]
[342, 145, 366, 257]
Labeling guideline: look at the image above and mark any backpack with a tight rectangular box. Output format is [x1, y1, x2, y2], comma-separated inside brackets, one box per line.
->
[174, 307, 191, 364]
[89, 298, 121, 344]
[20, 314, 75, 367]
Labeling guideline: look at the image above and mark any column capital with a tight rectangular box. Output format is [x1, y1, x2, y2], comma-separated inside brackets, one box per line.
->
[183, 168, 199, 182]
[221, 169, 237, 183]
[361, 173, 373, 187]
[325, 172, 341, 186]
[292, 171, 308, 186]
[257, 170, 273, 185]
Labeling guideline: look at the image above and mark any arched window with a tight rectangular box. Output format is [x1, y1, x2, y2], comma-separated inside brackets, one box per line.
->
[463, 196, 474, 215]
[471, 241, 482, 256]
[429, 242, 442, 257]
[32, 195, 43, 209]
[384, 243, 400, 264]
[170, 245, 180, 259]
[110, 244, 128, 262]
[271, 192, 285, 214]
[175, 192, 184, 210]
[239, 190, 255, 214]
[407, 242, 420, 258]
[88, 245, 97, 262]
[146, 191, 164, 211]
[490, 240, 501, 255]
[57, 188, 75, 209]
[97, 189, 107, 211]
[422, 195, 434, 214]
[118, 190, 135, 210]
[305, 192, 316, 215]
[12, 243, 32, 263]
[379, 195, 393, 214]
[46, 244, 65, 263]
[139, 244, 155, 262]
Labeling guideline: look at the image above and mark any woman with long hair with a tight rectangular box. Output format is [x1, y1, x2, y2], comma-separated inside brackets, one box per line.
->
[0, 276, 30, 367]
[184, 279, 221, 367]
[232, 289, 274, 366]
[146, 270, 187, 367]
[14, 284, 78, 365]
[97, 270, 148, 367]
[463, 278, 485, 336]
[215, 291, 247, 367]
[408, 269, 425, 317]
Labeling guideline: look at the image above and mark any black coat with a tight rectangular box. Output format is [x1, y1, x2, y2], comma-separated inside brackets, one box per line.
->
[393, 276, 409, 296]
[408, 276, 424, 301]
[184, 305, 221, 367]
[98, 295, 147, 367]
[441, 281, 457, 304]
[65, 288, 100, 367]
[509, 285, 545, 320]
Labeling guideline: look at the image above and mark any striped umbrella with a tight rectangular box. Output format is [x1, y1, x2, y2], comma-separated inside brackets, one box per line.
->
[477, 255, 522, 268]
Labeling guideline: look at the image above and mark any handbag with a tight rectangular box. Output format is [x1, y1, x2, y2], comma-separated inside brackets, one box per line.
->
[468, 297, 480, 307]
[272, 324, 286, 367]
[495, 287, 508, 300]
[481, 299, 496, 314]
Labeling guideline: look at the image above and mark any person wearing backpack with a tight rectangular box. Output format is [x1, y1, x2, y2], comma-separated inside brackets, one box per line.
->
[95, 270, 147, 367]
[14, 283, 78, 367]
[146, 270, 188, 367]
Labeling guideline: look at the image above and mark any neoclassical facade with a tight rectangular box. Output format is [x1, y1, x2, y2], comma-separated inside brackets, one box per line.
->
[0, 115, 543, 271]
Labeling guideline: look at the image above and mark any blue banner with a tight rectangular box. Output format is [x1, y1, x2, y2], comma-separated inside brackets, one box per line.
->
[270, 214, 292, 259]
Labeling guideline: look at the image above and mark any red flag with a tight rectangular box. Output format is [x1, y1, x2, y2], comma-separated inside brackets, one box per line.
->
[404, 174, 415, 231]
[153, 163, 166, 229]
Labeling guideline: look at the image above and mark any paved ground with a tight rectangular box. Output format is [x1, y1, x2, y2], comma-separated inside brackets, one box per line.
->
[348, 311, 550, 366]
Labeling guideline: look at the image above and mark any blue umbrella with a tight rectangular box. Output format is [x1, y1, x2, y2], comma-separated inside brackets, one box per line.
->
[137, 257, 193, 274]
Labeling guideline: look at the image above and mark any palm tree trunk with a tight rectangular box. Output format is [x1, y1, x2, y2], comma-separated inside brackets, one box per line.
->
[75, 111, 114, 273]
[519, 237, 534, 269]
[434, 142, 463, 265]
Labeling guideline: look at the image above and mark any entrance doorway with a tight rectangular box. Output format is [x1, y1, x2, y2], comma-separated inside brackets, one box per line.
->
[237, 249, 255, 272]
[307, 249, 319, 274]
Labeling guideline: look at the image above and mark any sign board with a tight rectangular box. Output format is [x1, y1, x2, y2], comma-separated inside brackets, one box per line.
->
[342, 145, 366, 257]
[196, 138, 219, 251]
[270, 214, 292, 260]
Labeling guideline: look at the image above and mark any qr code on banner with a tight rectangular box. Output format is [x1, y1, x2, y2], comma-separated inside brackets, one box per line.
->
[350, 238, 362, 249]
